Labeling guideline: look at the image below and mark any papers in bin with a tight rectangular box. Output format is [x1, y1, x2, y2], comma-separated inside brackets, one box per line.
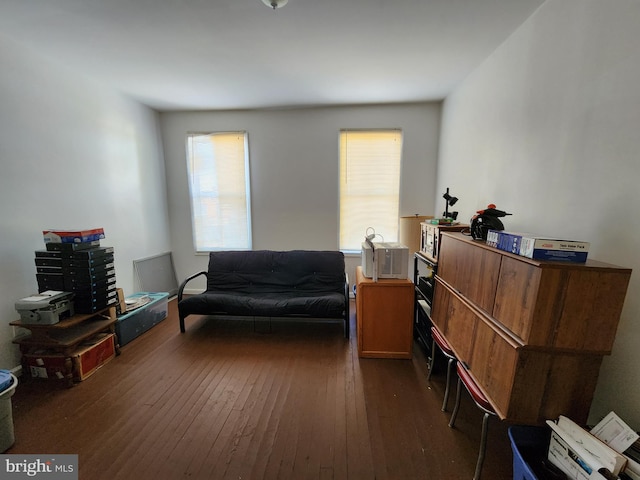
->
[591, 412, 640, 480]
[546, 415, 626, 479]
[591, 411, 639, 454]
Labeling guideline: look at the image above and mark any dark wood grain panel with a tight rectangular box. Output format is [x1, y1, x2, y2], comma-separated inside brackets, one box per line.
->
[433, 232, 631, 425]
[437, 234, 501, 313]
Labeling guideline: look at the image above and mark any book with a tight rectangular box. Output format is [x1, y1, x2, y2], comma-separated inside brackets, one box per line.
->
[486, 230, 590, 262]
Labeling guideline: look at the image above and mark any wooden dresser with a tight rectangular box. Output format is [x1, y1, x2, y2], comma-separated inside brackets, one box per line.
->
[431, 232, 631, 424]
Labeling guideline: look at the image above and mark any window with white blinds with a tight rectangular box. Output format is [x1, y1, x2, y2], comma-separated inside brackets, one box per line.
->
[339, 129, 403, 252]
[186, 132, 252, 252]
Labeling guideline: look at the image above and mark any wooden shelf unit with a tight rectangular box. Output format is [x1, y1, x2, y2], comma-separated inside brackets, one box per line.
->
[11, 305, 119, 386]
[431, 232, 631, 425]
[413, 252, 436, 358]
[413, 223, 468, 361]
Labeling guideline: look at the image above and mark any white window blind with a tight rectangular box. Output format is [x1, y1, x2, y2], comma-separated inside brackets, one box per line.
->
[339, 129, 403, 251]
[186, 132, 252, 252]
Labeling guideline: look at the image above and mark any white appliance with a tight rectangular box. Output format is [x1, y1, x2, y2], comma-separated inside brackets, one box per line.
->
[361, 241, 409, 281]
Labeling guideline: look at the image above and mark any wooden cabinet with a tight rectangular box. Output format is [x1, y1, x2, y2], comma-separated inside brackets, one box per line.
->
[431, 232, 631, 424]
[356, 266, 414, 359]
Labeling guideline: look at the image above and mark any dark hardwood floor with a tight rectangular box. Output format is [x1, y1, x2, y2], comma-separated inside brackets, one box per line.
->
[8, 299, 514, 479]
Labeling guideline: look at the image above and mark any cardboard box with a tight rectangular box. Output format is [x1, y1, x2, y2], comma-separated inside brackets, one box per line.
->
[547, 428, 609, 480]
[43, 228, 105, 244]
[488, 230, 590, 262]
[116, 288, 127, 316]
[73, 333, 115, 380]
[520, 236, 590, 262]
[23, 353, 68, 380]
[23, 333, 115, 382]
[489, 230, 526, 254]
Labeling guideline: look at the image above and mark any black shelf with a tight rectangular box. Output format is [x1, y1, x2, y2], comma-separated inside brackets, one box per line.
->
[413, 252, 437, 360]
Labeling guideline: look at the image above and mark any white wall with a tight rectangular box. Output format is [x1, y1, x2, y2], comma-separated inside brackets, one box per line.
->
[437, 0, 640, 427]
[160, 103, 441, 290]
[0, 35, 171, 370]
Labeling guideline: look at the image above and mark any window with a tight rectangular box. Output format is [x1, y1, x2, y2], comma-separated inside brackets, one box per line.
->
[186, 132, 252, 252]
[339, 129, 403, 252]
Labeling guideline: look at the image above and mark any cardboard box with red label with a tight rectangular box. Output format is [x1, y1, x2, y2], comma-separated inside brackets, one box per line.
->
[24, 333, 115, 382]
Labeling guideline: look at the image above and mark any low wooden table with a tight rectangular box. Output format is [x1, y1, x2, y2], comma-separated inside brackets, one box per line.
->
[11, 305, 118, 386]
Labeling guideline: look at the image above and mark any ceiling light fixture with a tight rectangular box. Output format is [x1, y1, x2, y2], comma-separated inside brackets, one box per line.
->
[261, 0, 288, 9]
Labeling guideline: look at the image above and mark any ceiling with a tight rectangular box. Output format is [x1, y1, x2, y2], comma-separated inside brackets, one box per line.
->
[0, 0, 545, 111]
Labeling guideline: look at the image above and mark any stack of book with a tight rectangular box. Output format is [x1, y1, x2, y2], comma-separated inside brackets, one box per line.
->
[486, 230, 590, 262]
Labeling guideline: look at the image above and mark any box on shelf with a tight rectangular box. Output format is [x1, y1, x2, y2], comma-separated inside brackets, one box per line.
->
[23, 333, 115, 382]
[43, 228, 105, 244]
[486, 230, 527, 253]
[116, 292, 169, 347]
[488, 230, 590, 263]
[520, 236, 589, 262]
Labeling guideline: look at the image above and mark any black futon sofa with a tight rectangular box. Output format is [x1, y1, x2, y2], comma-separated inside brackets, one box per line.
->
[177, 250, 350, 338]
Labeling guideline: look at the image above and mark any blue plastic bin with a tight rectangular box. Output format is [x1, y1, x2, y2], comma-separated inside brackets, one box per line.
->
[1, 373, 18, 452]
[0, 370, 11, 392]
[508, 425, 550, 480]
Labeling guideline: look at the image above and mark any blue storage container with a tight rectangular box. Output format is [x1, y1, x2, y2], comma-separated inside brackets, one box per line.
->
[115, 292, 169, 346]
[0, 371, 11, 392]
[0, 373, 17, 452]
[508, 425, 550, 480]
